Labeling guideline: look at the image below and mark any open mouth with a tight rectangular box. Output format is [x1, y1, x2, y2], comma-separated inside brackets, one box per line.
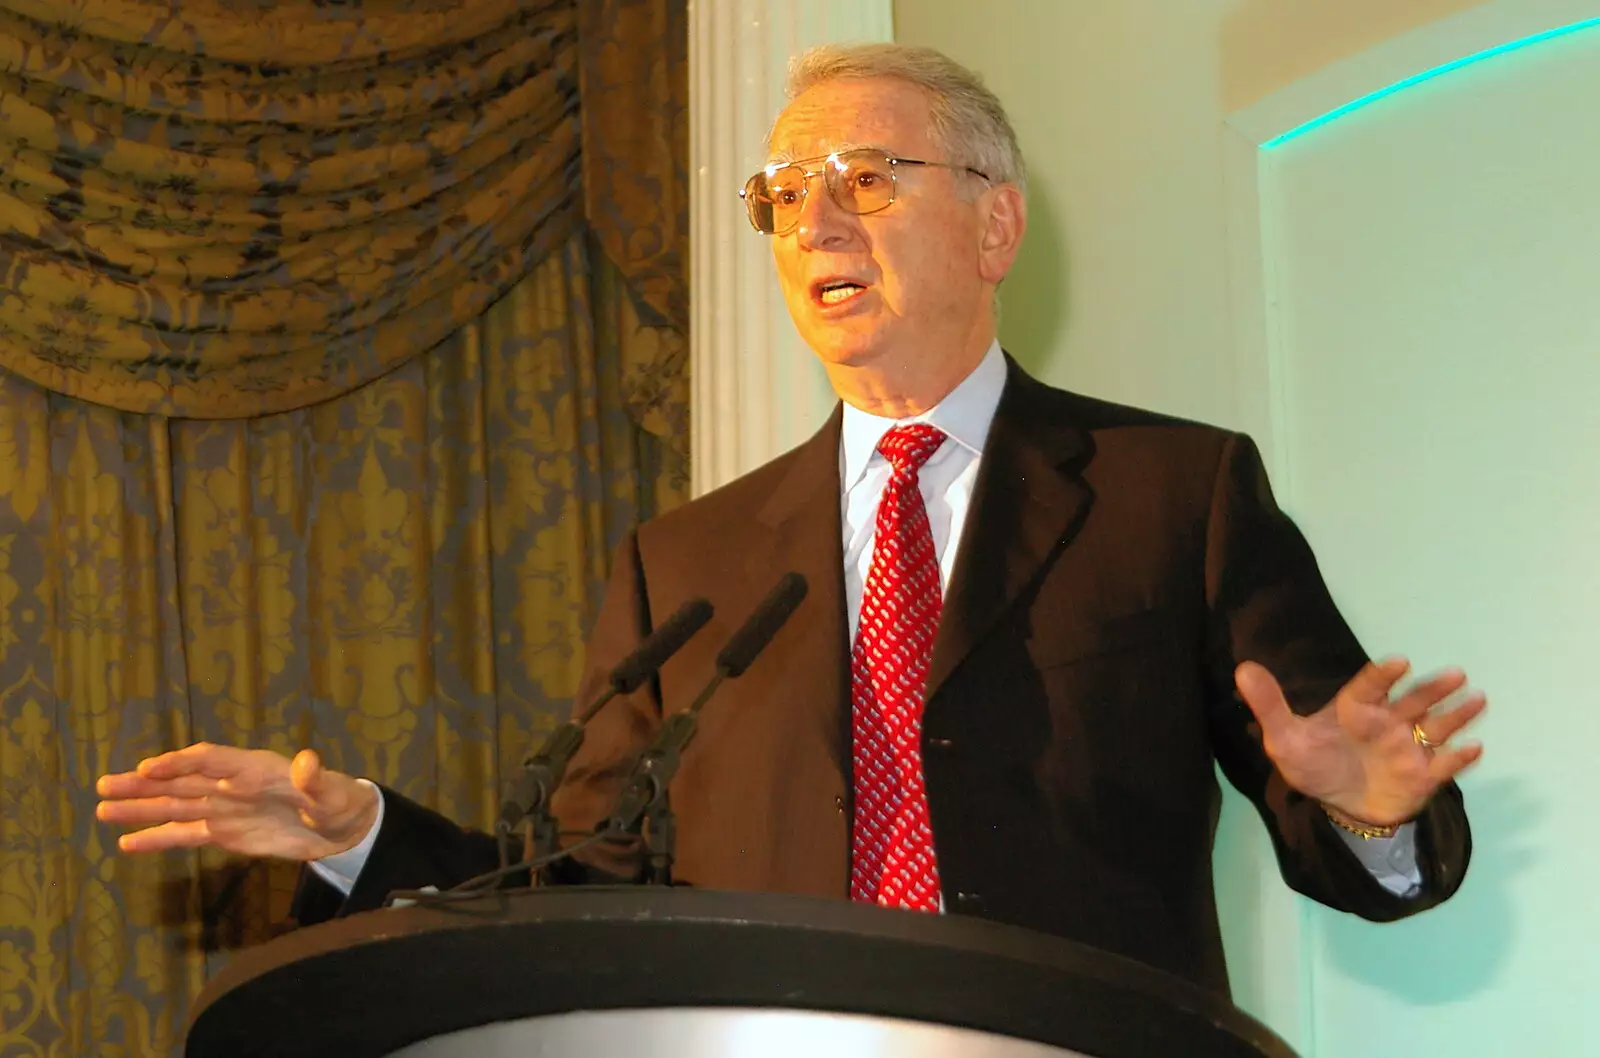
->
[812, 278, 868, 307]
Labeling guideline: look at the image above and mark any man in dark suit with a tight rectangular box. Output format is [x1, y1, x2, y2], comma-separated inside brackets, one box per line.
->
[96, 43, 1483, 996]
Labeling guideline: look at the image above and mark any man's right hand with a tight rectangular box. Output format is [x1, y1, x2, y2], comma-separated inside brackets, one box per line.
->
[96, 744, 379, 862]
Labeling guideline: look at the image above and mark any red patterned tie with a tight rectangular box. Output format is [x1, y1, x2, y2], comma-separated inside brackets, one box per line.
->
[851, 423, 947, 911]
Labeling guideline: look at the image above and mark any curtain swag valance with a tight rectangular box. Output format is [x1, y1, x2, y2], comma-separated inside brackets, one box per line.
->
[0, 0, 687, 430]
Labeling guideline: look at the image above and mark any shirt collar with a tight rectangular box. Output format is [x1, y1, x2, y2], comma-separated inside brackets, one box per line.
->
[840, 339, 1006, 491]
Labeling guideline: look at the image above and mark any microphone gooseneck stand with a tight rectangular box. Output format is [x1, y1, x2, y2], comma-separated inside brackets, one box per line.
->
[494, 597, 714, 881]
[386, 574, 809, 909]
[610, 572, 810, 887]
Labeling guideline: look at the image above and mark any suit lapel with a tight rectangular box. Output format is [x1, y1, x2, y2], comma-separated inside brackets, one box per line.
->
[926, 359, 1095, 701]
[748, 405, 852, 767]
[732, 362, 1093, 747]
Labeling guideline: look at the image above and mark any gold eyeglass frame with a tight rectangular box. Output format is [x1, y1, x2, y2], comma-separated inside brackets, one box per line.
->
[740, 148, 992, 235]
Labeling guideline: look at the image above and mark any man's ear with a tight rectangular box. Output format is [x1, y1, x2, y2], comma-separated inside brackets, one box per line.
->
[978, 184, 1027, 286]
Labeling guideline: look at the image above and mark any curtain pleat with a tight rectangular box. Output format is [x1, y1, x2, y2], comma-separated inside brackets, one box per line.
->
[0, 1, 690, 1052]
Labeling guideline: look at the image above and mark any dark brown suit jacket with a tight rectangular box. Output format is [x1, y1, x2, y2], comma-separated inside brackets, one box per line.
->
[297, 357, 1471, 996]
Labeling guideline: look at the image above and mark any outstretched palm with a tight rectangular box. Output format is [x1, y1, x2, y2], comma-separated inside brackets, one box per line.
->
[1236, 657, 1486, 827]
[96, 744, 378, 861]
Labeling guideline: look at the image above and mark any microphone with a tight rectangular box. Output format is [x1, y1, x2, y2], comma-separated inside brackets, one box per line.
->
[605, 573, 808, 837]
[715, 571, 810, 676]
[608, 597, 717, 695]
[498, 597, 714, 834]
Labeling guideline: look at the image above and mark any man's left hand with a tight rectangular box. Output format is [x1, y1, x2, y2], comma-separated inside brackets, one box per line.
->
[1236, 657, 1486, 827]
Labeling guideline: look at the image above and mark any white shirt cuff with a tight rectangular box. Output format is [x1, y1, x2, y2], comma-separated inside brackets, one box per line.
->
[307, 779, 384, 896]
[1332, 818, 1423, 897]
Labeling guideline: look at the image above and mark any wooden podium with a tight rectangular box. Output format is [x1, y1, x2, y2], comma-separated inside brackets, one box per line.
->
[185, 887, 1298, 1058]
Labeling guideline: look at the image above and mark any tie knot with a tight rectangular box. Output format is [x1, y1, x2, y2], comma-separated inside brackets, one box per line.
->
[877, 423, 947, 476]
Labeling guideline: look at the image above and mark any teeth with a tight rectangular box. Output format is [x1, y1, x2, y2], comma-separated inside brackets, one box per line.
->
[820, 284, 862, 304]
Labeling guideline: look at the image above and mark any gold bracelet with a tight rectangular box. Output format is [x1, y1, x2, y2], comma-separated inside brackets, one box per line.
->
[1321, 804, 1400, 840]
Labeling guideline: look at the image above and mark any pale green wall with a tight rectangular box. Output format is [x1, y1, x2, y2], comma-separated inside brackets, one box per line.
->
[890, 3, 1331, 1046]
[1259, 23, 1600, 1056]
[895, 1, 1244, 428]
[891, 0, 1487, 428]
[895, 2, 1599, 1056]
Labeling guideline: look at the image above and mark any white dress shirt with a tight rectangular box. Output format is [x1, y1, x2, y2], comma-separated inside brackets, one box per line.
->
[840, 337, 1005, 639]
[315, 338, 1420, 898]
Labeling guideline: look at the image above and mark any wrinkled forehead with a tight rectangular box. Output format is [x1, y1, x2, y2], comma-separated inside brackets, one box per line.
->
[759, 142, 887, 172]
[766, 77, 937, 166]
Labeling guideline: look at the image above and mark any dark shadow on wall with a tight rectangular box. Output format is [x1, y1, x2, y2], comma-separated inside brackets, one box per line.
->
[997, 177, 1070, 379]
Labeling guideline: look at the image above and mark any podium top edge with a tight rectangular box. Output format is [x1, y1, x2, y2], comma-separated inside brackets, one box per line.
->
[187, 887, 1299, 1058]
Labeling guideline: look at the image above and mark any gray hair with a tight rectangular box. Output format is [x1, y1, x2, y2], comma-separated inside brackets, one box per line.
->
[781, 43, 1027, 197]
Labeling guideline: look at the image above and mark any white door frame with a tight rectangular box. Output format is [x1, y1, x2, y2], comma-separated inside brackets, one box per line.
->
[1218, 0, 1600, 1047]
[1224, 0, 1600, 491]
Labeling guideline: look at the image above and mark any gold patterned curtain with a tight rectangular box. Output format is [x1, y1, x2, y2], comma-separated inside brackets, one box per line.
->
[0, 1, 687, 1054]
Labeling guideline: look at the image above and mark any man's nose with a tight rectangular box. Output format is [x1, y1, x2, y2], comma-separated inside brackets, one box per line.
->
[795, 174, 853, 249]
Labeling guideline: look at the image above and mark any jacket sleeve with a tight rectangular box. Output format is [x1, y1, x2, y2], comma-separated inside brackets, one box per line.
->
[289, 787, 505, 923]
[290, 530, 660, 926]
[1202, 431, 1471, 921]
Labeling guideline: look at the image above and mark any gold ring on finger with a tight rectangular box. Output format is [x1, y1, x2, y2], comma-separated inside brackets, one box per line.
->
[1412, 723, 1442, 750]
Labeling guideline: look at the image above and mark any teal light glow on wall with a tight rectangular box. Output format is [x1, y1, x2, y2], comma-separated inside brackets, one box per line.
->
[1263, 15, 1600, 149]
[1255, 14, 1600, 1057]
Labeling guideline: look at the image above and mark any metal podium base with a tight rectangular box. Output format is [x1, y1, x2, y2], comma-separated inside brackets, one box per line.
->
[390, 1007, 1093, 1058]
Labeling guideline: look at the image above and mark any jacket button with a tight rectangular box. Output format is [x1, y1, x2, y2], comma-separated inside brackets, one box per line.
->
[953, 891, 984, 910]
[928, 737, 954, 750]
[834, 795, 844, 813]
